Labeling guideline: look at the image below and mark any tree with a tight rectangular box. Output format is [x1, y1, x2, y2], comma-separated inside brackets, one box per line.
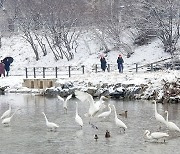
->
[134, 0, 180, 55]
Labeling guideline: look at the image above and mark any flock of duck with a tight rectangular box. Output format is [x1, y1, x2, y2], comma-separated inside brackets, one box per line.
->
[0, 90, 180, 143]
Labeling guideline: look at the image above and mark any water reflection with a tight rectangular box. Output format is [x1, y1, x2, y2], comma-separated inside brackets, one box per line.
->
[0, 94, 180, 154]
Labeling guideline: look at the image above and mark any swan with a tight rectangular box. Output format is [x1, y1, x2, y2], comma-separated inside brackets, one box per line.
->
[75, 102, 83, 128]
[1, 104, 12, 119]
[112, 105, 127, 133]
[42, 112, 59, 131]
[2, 108, 20, 126]
[75, 90, 106, 117]
[57, 94, 72, 114]
[153, 100, 166, 126]
[97, 104, 111, 118]
[144, 130, 169, 142]
[165, 110, 180, 132]
[119, 110, 128, 118]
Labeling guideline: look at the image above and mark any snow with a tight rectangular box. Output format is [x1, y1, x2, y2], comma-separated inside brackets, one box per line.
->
[0, 32, 178, 93]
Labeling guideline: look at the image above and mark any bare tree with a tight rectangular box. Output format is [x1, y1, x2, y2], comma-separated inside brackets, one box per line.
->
[134, 0, 180, 55]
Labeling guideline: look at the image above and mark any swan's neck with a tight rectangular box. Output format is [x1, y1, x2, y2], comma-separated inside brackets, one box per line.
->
[113, 106, 117, 119]
[166, 111, 169, 122]
[154, 102, 158, 114]
[108, 105, 111, 112]
[146, 131, 152, 139]
[76, 103, 78, 115]
[43, 113, 48, 123]
[10, 109, 18, 119]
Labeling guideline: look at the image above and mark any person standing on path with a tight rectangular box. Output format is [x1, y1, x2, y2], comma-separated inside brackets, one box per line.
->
[100, 56, 107, 72]
[0, 60, 5, 77]
[117, 54, 124, 73]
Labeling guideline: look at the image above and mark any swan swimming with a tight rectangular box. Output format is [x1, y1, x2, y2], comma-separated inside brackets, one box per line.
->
[57, 94, 72, 114]
[1, 104, 12, 119]
[42, 112, 59, 131]
[75, 90, 107, 117]
[144, 130, 169, 142]
[2, 108, 20, 126]
[97, 104, 111, 118]
[165, 110, 180, 132]
[75, 102, 83, 128]
[112, 105, 127, 133]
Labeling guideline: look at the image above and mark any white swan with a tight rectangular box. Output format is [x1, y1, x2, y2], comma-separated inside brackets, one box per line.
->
[1, 104, 12, 119]
[42, 112, 59, 131]
[144, 130, 169, 142]
[112, 105, 127, 132]
[75, 90, 106, 117]
[153, 100, 166, 126]
[97, 104, 111, 118]
[165, 110, 180, 132]
[2, 108, 20, 126]
[75, 102, 83, 128]
[57, 94, 72, 114]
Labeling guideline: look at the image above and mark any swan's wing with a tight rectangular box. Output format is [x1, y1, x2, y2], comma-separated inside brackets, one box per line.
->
[65, 94, 72, 102]
[57, 95, 64, 102]
[75, 90, 94, 103]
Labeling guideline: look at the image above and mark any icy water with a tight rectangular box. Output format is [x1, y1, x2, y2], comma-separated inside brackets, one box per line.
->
[0, 94, 180, 154]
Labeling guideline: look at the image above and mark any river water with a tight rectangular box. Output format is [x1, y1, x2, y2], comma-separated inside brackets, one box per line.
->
[0, 93, 180, 154]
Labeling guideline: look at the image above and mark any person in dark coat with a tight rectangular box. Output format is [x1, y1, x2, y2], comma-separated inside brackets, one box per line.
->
[3, 59, 11, 76]
[117, 54, 124, 73]
[0, 60, 5, 77]
[100, 56, 107, 72]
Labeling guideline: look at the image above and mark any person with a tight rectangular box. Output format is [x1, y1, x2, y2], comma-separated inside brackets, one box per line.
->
[0, 60, 5, 77]
[100, 56, 107, 72]
[3, 58, 11, 76]
[117, 54, 124, 73]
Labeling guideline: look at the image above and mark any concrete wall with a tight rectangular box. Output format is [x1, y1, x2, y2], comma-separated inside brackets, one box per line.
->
[23, 79, 57, 89]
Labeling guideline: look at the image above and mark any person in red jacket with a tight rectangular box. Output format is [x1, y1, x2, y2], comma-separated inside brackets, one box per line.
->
[0, 60, 5, 77]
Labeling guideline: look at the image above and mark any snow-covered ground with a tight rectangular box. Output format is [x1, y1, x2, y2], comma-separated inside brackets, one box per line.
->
[0, 32, 177, 93]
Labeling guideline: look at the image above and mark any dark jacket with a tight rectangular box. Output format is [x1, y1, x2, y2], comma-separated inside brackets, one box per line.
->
[117, 57, 124, 69]
[100, 57, 107, 71]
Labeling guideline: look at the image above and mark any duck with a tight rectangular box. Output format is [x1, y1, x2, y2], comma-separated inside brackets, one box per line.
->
[94, 134, 98, 141]
[119, 110, 128, 118]
[105, 130, 110, 138]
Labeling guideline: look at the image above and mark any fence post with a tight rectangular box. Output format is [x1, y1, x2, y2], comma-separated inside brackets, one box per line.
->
[55, 67, 58, 78]
[33, 67, 36, 78]
[95, 64, 97, 73]
[82, 65, 85, 74]
[25, 67, 28, 78]
[107, 64, 110, 72]
[136, 63, 138, 72]
[43, 67, 45, 78]
[151, 63, 153, 71]
[68, 66, 71, 77]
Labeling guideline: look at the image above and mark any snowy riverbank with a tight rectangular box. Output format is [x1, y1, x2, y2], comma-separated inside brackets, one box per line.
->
[0, 70, 180, 103]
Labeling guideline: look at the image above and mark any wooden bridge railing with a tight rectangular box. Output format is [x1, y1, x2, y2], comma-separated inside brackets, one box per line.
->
[24, 58, 180, 78]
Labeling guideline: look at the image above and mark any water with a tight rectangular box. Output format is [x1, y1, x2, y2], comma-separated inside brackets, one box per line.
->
[0, 94, 180, 154]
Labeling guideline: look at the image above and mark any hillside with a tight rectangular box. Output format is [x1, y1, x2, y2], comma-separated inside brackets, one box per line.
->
[0, 33, 171, 75]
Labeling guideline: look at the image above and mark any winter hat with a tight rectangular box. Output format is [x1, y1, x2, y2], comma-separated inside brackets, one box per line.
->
[119, 54, 122, 57]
